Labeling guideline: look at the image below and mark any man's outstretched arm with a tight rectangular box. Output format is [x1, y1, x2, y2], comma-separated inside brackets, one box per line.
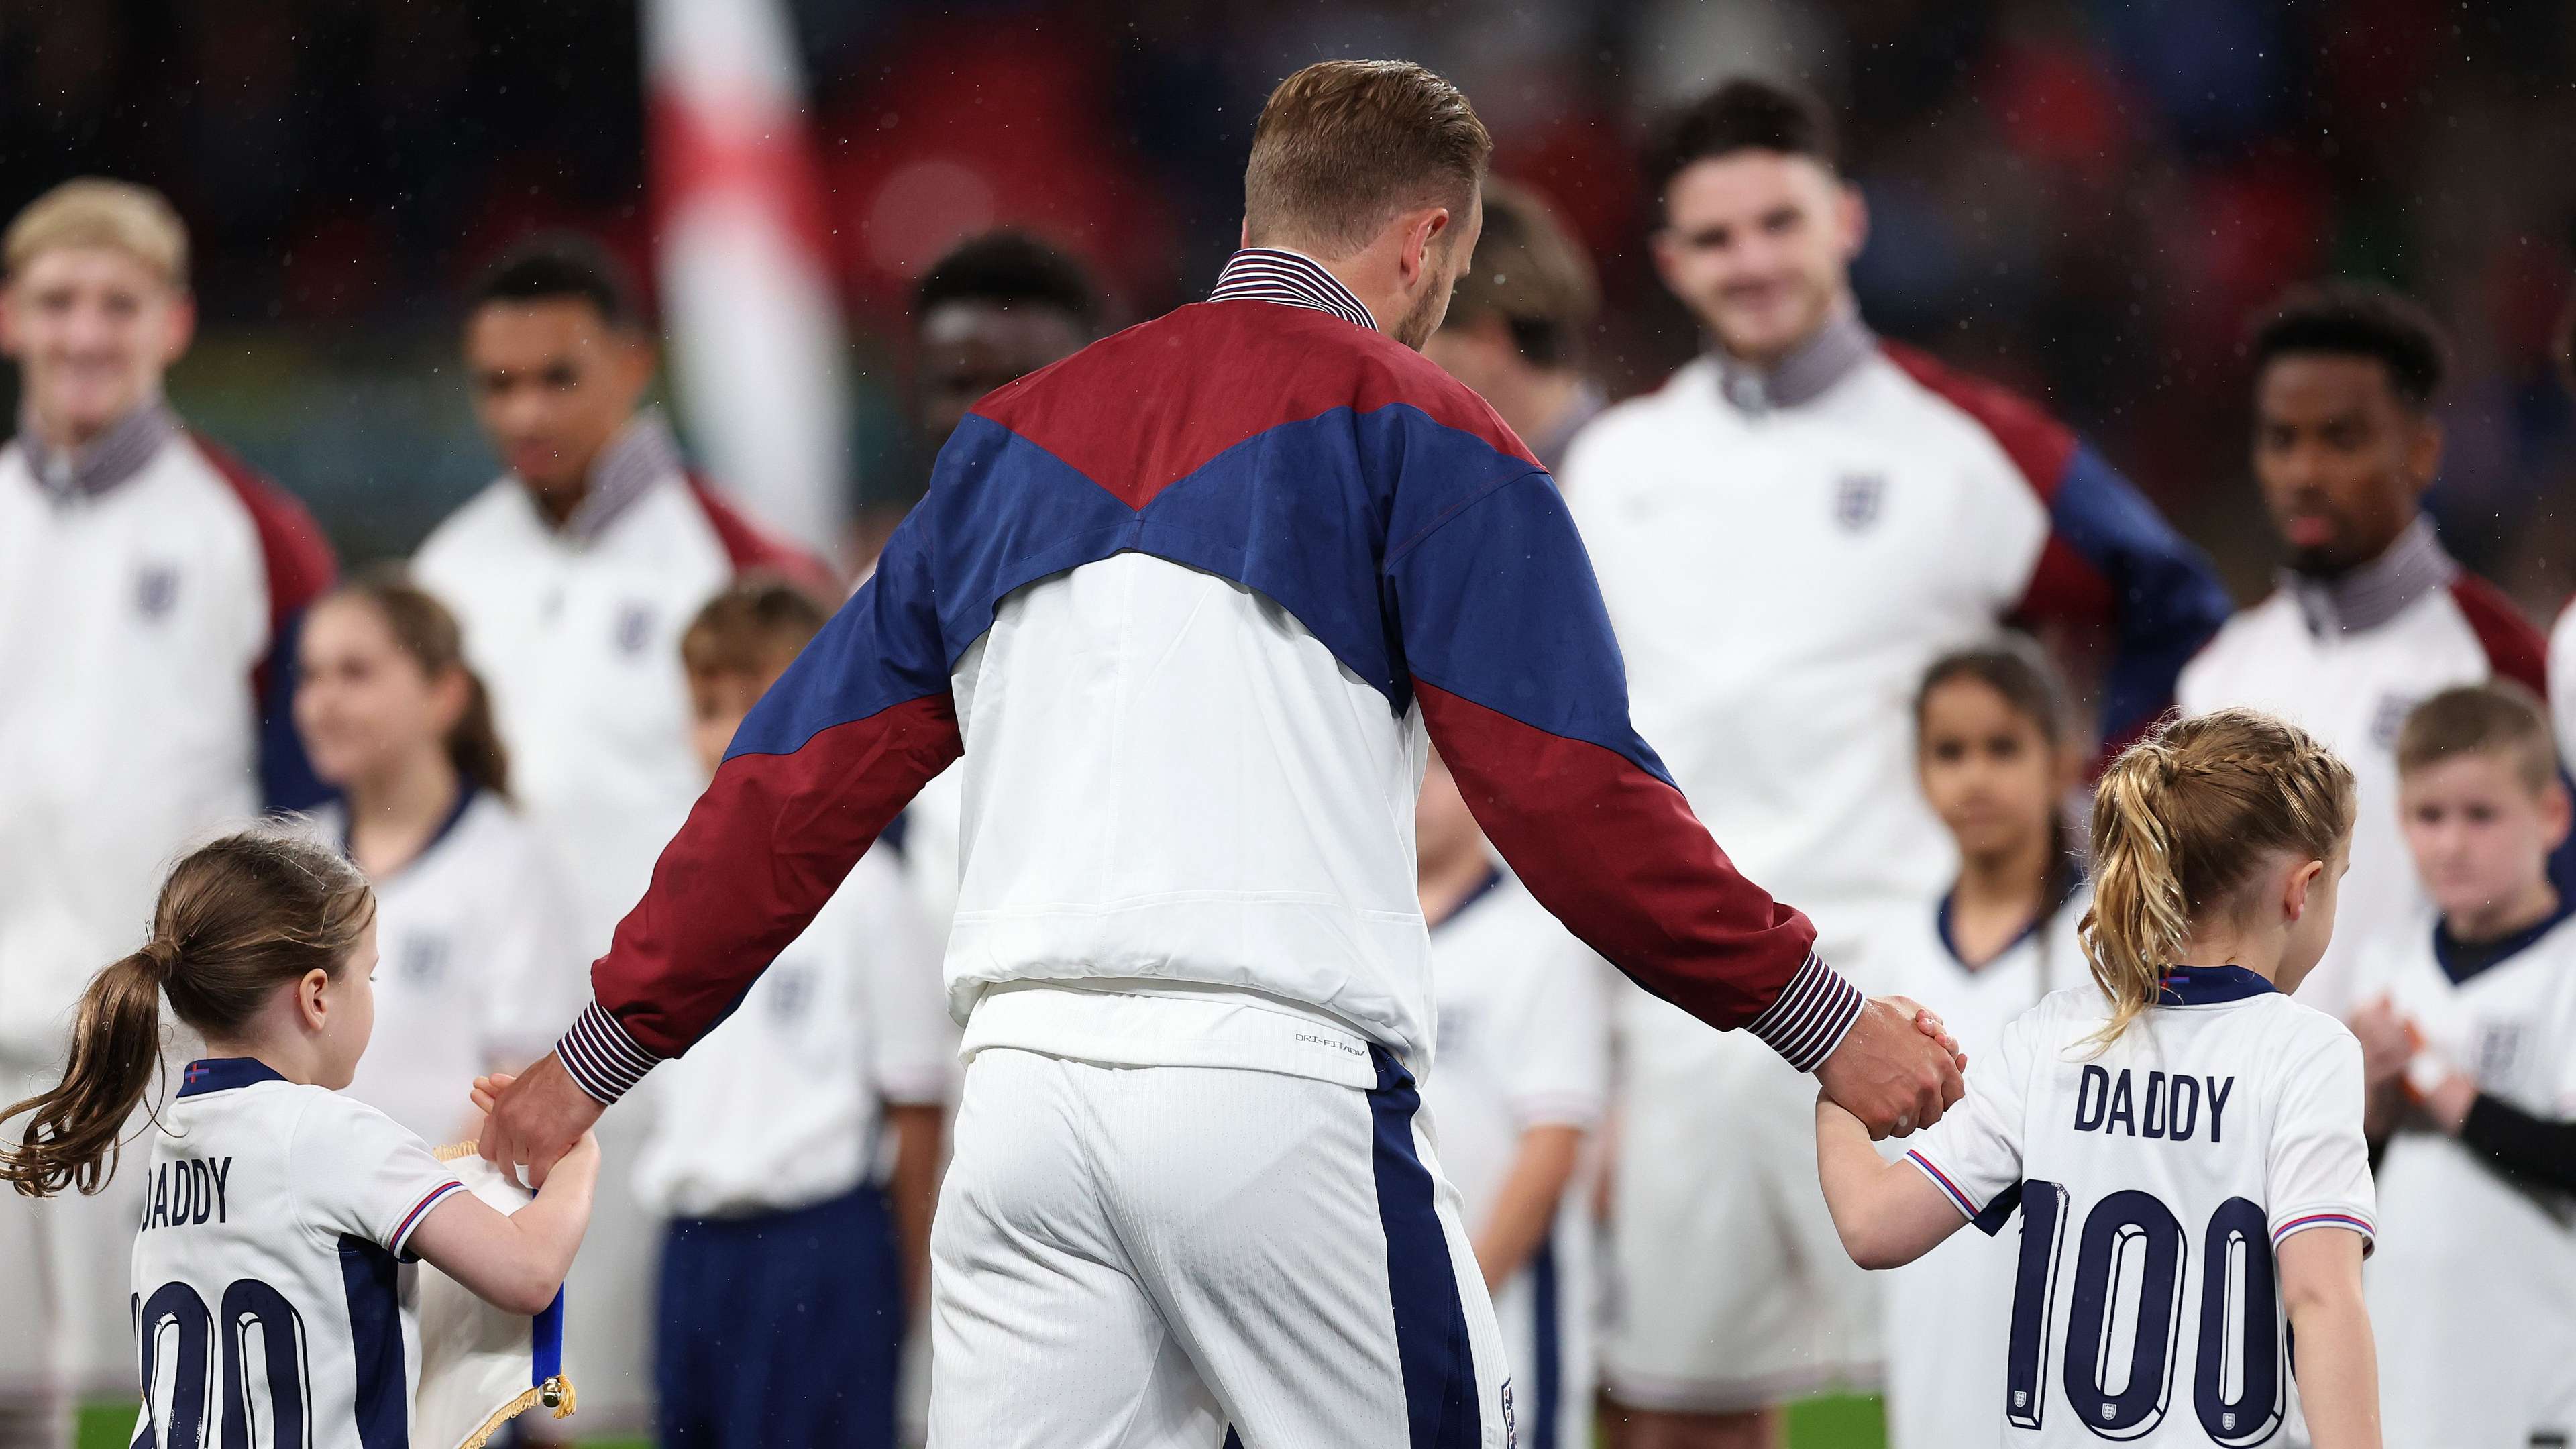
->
[483, 511, 961, 1180]
[1390, 468, 1962, 1136]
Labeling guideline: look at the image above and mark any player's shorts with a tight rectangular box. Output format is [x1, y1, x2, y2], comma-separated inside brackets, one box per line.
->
[1601, 989, 1880, 1414]
[930, 1046, 1513, 1449]
[654, 1183, 903, 1449]
[1490, 1212, 1594, 1449]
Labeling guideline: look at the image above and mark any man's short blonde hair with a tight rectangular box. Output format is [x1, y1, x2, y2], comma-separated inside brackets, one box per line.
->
[5, 178, 189, 288]
[1244, 60, 1491, 258]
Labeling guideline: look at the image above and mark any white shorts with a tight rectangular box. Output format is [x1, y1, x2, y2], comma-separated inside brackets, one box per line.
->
[1601, 991, 1879, 1414]
[930, 1046, 1512, 1449]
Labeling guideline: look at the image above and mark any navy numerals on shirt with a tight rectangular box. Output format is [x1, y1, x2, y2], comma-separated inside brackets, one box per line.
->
[2071, 1065, 2233, 1143]
[140, 1155, 232, 1230]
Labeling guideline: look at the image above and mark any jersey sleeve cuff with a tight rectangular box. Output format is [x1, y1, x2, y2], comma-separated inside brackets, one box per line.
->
[1745, 951, 1864, 1073]
[1904, 1148, 1984, 1222]
[2269, 1208, 2376, 1255]
[557, 998, 664, 1104]
[390, 1180, 468, 1262]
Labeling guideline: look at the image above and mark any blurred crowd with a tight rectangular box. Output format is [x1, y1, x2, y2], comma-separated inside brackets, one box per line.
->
[6, 0, 2576, 596]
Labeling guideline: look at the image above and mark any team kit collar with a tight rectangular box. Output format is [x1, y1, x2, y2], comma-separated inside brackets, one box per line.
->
[2156, 963, 2280, 1006]
[1209, 248, 1379, 332]
[2283, 514, 2455, 637]
[1712, 309, 1875, 415]
[18, 397, 180, 500]
[551, 409, 686, 543]
[176, 1057, 289, 1098]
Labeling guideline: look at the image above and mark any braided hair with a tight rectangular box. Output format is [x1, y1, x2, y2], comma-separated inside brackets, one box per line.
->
[2080, 709, 2355, 1047]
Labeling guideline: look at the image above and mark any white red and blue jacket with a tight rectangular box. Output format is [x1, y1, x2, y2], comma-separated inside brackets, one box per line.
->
[0, 402, 333, 1058]
[555, 249, 1860, 1102]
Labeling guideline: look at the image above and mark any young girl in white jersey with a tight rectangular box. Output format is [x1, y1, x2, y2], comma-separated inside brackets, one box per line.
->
[0, 833, 599, 1448]
[1878, 641, 2090, 1449]
[1816, 708, 2383, 1447]
[293, 574, 585, 1141]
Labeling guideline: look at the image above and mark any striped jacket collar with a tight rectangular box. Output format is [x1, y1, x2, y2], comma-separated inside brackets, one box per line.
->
[16, 398, 180, 500]
[1711, 309, 1874, 415]
[2282, 515, 2455, 637]
[551, 409, 685, 543]
[1209, 248, 1377, 332]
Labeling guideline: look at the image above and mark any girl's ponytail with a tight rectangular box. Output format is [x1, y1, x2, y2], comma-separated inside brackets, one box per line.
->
[1, 832, 374, 1197]
[2083, 741, 2197, 1046]
[1, 948, 169, 1195]
[2077, 708, 2355, 1048]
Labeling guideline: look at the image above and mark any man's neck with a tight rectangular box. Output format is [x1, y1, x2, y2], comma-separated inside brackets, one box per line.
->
[25, 394, 148, 457]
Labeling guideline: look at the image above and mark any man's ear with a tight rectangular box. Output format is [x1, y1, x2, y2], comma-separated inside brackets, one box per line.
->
[1396, 205, 1451, 286]
[2539, 777, 2573, 853]
[2405, 413, 2443, 500]
[156, 290, 197, 369]
[1835, 180, 1870, 264]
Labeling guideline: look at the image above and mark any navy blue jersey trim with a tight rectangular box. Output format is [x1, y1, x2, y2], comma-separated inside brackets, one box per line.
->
[341, 782, 480, 884]
[1529, 1236, 1562, 1449]
[339, 1234, 410, 1449]
[2157, 964, 2279, 1006]
[1368, 1045, 1482, 1449]
[2432, 892, 2576, 987]
[176, 1057, 287, 1098]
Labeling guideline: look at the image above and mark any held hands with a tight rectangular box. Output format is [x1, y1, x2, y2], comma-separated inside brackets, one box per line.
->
[1813, 996, 1968, 1140]
[474, 1053, 604, 1189]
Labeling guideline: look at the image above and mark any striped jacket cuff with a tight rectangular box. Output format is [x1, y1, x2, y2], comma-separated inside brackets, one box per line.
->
[1745, 951, 1865, 1073]
[557, 998, 663, 1104]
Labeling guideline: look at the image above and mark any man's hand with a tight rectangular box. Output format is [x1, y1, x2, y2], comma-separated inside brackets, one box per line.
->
[1814, 996, 1966, 1140]
[476, 1052, 604, 1188]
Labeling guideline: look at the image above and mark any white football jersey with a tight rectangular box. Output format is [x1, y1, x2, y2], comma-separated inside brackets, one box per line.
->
[1903, 969, 2376, 1446]
[129, 1058, 466, 1449]
[2176, 519, 2547, 1017]
[1876, 885, 2088, 1449]
[303, 790, 590, 1142]
[1421, 869, 1611, 1449]
[2360, 910, 2576, 1448]
[633, 843, 955, 1218]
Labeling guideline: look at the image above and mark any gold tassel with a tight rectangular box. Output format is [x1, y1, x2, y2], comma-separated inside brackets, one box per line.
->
[452, 1377, 578, 1449]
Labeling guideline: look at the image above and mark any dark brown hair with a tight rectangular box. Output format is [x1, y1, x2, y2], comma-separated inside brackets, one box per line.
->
[1646, 78, 1839, 204]
[682, 575, 831, 682]
[1244, 60, 1493, 258]
[2083, 710, 2355, 1045]
[1, 833, 376, 1197]
[327, 570, 511, 800]
[2396, 680, 2559, 794]
[1916, 637, 2084, 913]
[1441, 178, 1599, 368]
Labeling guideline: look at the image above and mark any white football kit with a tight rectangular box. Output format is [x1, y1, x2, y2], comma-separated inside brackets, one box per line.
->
[1, 402, 335, 1399]
[410, 411, 814, 1426]
[303, 789, 588, 1143]
[2177, 517, 2548, 1016]
[2359, 909, 2576, 1448]
[1566, 316, 2227, 1408]
[1876, 885, 2090, 1449]
[1902, 970, 2377, 1447]
[1421, 871, 1612, 1449]
[634, 843, 954, 1218]
[128, 1058, 467, 1449]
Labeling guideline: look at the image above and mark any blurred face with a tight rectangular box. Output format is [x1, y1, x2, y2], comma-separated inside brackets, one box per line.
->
[688, 667, 772, 780]
[1653, 151, 1863, 366]
[310, 916, 379, 1091]
[465, 299, 653, 507]
[1423, 313, 1518, 400]
[2398, 750, 2569, 926]
[1916, 677, 2068, 869]
[1415, 749, 1485, 879]
[917, 301, 1089, 450]
[2253, 354, 2438, 576]
[0, 246, 193, 449]
[2275, 847, 2349, 997]
[294, 596, 463, 791]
